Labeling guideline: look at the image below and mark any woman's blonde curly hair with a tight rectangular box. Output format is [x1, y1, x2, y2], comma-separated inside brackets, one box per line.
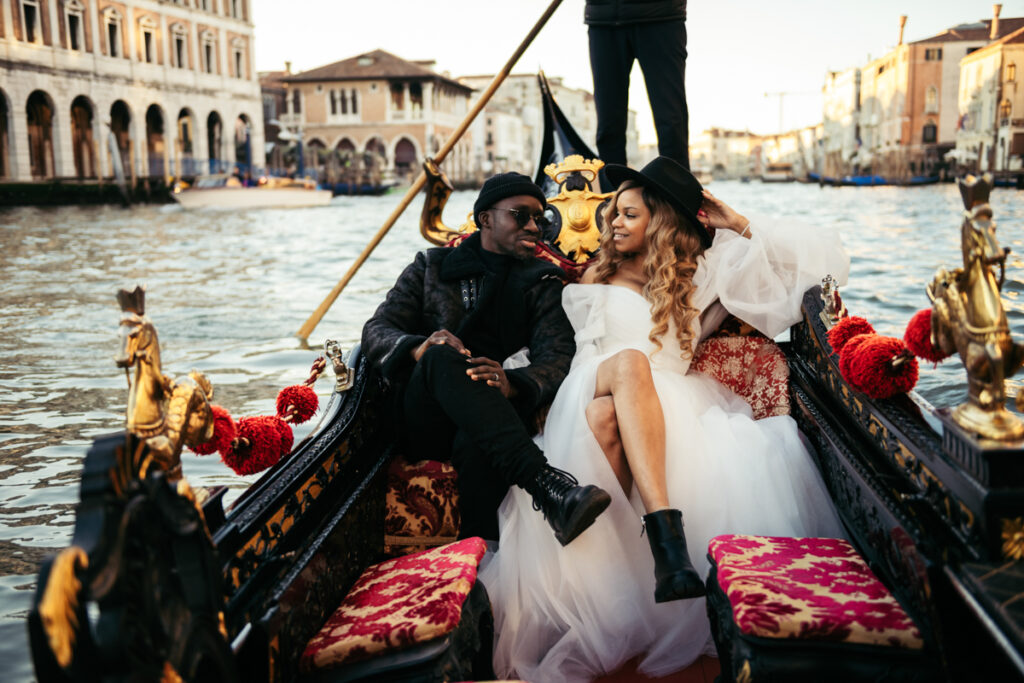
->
[590, 180, 707, 358]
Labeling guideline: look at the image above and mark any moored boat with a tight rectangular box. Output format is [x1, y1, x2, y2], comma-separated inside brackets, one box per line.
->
[173, 175, 333, 209]
[760, 162, 794, 182]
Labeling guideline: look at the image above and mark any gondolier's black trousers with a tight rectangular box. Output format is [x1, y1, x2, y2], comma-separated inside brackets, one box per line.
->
[589, 18, 689, 169]
[402, 344, 547, 541]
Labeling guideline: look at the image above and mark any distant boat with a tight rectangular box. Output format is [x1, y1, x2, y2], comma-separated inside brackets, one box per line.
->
[818, 174, 940, 187]
[761, 163, 794, 183]
[329, 180, 399, 196]
[172, 175, 333, 209]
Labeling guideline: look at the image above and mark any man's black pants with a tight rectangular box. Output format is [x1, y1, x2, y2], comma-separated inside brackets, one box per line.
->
[402, 344, 547, 540]
[588, 19, 689, 169]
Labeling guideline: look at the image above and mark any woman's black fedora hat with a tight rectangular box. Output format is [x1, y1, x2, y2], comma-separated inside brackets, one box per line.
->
[604, 156, 710, 248]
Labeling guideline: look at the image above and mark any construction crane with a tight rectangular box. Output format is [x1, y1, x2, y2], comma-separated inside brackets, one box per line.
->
[763, 91, 818, 133]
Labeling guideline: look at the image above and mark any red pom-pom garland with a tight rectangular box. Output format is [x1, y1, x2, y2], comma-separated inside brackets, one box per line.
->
[276, 385, 319, 424]
[838, 333, 872, 383]
[904, 308, 951, 363]
[224, 415, 291, 476]
[827, 316, 876, 354]
[190, 404, 237, 456]
[184, 356, 326, 477]
[840, 335, 919, 399]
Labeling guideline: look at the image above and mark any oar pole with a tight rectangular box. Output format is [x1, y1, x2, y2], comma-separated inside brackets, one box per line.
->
[295, 0, 564, 343]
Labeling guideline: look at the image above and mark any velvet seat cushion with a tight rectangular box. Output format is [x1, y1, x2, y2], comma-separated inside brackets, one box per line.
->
[385, 457, 460, 555]
[708, 534, 923, 649]
[300, 537, 488, 673]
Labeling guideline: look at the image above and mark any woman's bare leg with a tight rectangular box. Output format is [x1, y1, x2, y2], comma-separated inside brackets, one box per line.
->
[585, 396, 632, 494]
[593, 349, 669, 512]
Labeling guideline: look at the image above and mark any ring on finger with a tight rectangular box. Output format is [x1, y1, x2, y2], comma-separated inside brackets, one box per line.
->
[493, 373, 499, 381]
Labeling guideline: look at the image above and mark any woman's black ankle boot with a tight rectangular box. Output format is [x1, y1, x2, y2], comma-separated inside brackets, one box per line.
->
[642, 508, 706, 602]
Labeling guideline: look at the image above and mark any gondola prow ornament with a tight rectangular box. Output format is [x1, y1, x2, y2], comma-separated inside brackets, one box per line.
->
[927, 174, 1024, 441]
[116, 285, 215, 480]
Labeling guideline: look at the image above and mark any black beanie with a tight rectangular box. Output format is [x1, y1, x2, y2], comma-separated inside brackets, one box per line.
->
[473, 172, 547, 225]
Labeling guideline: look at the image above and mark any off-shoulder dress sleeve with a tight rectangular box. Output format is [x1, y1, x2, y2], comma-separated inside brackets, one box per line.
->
[692, 214, 850, 338]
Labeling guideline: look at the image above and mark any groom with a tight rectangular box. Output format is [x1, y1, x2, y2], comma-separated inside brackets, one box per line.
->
[361, 172, 610, 543]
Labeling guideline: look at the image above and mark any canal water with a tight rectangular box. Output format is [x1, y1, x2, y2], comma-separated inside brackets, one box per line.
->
[1, 182, 1023, 680]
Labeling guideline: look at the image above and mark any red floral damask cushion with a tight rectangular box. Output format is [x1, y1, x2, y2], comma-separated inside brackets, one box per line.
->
[691, 336, 790, 420]
[385, 457, 460, 555]
[708, 535, 923, 648]
[300, 537, 488, 673]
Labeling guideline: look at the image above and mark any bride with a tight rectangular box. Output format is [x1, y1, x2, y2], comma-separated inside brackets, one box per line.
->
[478, 156, 850, 681]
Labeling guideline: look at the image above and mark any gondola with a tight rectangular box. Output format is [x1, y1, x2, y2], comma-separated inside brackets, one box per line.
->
[27, 77, 1024, 683]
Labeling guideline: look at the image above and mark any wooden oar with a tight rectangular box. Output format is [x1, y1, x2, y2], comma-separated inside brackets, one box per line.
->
[296, 0, 565, 343]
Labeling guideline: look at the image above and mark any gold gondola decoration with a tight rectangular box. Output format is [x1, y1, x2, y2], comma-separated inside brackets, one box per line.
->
[543, 154, 610, 263]
[116, 285, 215, 480]
[926, 174, 1024, 441]
[420, 154, 610, 265]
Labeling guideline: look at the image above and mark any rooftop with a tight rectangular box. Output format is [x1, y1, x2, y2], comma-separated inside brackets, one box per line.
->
[912, 17, 1024, 44]
[282, 49, 471, 92]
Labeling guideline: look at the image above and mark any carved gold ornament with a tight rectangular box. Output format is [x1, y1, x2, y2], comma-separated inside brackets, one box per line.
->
[926, 175, 1024, 441]
[1003, 517, 1024, 560]
[38, 546, 88, 668]
[117, 286, 215, 480]
[419, 158, 475, 245]
[544, 155, 611, 263]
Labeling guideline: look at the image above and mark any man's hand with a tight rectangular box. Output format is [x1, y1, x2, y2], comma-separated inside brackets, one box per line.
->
[466, 356, 512, 398]
[412, 329, 470, 362]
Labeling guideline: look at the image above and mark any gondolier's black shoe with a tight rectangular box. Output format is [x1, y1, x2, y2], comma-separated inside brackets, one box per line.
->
[643, 508, 706, 602]
[525, 465, 611, 546]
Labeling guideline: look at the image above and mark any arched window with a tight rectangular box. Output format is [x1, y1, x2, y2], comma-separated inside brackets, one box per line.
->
[201, 31, 217, 73]
[1008, 63, 1017, 81]
[70, 96, 96, 178]
[922, 121, 937, 144]
[1000, 99, 1012, 121]
[103, 7, 124, 57]
[65, 0, 85, 51]
[924, 86, 938, 114]
[170, 23, 188, 69]
[231, 38, 247, 79]
[139, 16, 158, 63]
[20, 0, 42, 44]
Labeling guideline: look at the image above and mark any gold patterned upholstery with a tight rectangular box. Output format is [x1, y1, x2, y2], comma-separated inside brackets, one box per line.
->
[708, 534, 923, 648]
[300, 537, 487, 673]
[692, 336, 790, 420]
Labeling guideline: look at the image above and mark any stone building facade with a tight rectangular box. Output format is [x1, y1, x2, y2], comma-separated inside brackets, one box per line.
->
[689, 127, 760, 180]
[0, 0, 263, 182]
[279, 50, 475, 184]
[954, 25, 1024, 172]
[853, 10, 1023, 180]
[822, 67, 860, 178]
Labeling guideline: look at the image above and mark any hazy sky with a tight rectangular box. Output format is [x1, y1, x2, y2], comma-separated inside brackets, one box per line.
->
[253, 0, 1019, 142]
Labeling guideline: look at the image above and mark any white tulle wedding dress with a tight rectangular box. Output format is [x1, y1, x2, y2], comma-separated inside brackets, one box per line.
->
[478, 216, 852, 682]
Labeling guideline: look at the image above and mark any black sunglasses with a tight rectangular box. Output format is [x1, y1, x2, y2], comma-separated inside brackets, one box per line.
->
[490, 207, 551, 230]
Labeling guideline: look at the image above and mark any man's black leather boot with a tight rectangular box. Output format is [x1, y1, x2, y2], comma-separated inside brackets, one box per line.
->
[524, 465, 611, 546]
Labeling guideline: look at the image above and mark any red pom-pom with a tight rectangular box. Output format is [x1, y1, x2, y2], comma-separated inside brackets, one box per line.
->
[838, 333, 872, 382]
[190, 405, 236, 456]
[842, 335, 918, 399]
[904, 309, 950, 363]
[222, 415, 293, 475]
[276, 385, 319, 423]
[827, 316, 876, 354]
